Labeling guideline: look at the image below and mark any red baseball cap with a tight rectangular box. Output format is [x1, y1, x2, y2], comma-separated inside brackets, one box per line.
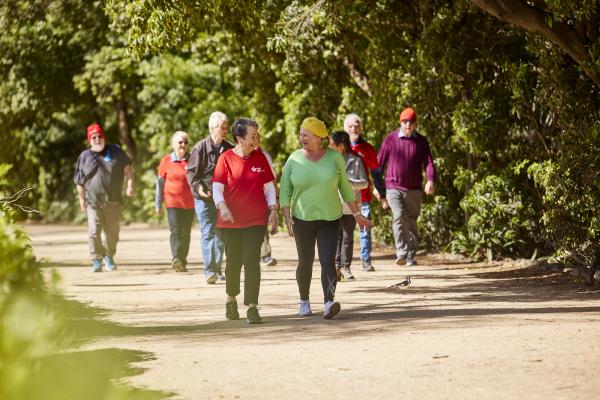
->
[87, 123, 105, 142]
[399, 107, 417, 122]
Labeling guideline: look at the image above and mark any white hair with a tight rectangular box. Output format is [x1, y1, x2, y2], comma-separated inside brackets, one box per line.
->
[343, 113, 362, 129]
[171, 130, 189, 145]
[208, 111, 228, 130]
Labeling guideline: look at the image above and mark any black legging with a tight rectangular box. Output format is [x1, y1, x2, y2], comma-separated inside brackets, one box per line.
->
[220, 225, 266, 306]
[292, 217, 341, 303]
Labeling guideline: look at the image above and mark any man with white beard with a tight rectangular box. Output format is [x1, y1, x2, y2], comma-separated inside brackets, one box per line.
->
[74, 123, 135, 272]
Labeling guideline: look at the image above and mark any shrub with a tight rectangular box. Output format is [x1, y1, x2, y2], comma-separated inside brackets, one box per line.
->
[449, 175, 532, 260]
[418, 195, 460, 251]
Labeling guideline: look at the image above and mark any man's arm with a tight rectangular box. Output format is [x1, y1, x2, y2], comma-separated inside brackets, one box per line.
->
[124, 164, 135, 197]
[423, 140, 436, 195]
[186, 144, 210, 198]
[76, 185, 86, 212]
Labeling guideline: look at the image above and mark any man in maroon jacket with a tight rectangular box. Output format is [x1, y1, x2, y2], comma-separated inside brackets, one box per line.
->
[377, 107, 436, 266]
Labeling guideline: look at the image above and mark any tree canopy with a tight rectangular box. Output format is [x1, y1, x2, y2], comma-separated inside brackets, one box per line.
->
[1, 0, 598, 273]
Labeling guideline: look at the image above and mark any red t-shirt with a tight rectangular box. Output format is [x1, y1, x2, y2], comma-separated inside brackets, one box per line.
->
[212, 149, 275, 228]
[157, 154, 195, 209]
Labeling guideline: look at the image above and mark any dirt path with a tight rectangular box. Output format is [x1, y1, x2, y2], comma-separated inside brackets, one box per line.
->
[27, 223, 600, 400]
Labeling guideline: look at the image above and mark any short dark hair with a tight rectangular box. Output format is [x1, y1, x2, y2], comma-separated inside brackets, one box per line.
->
[330, 130, 351, 152]
[231, 118, 259, 142]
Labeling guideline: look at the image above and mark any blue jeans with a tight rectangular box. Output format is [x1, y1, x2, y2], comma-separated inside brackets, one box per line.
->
[359, 202, 372, 261]
[194, 198, 223, 276]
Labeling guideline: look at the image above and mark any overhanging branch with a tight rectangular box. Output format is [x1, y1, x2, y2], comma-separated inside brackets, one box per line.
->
[470, 0, 600, 86]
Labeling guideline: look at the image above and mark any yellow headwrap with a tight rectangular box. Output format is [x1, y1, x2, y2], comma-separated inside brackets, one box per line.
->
[300, 117, 328, 138]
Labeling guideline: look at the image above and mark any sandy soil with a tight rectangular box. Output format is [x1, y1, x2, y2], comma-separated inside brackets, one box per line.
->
[26, 223, 600, 400]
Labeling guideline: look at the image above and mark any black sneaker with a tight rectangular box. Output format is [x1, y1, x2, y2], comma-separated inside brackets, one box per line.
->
[247, 306, 263, 324]
[225, 301, 239, 320]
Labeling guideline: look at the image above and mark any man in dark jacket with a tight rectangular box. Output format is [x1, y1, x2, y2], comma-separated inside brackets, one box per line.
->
[187, 111, 233, 284]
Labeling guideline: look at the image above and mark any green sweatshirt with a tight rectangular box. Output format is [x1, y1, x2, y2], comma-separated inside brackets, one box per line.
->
[280, 148, 355, 221]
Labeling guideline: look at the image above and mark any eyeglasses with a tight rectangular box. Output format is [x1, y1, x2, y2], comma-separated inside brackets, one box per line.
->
[90, 134, 104, 140]
[401, 120, 415, 125]
[178, 140, 189, 144]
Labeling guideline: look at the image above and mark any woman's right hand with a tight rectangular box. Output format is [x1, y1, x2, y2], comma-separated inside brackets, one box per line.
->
[218, 202, 235, 223]
[281, 207, 294, 237]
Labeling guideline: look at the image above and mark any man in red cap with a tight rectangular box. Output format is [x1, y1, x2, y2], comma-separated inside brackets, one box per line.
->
[377, 107, 436, 266]
[74, 123, 135, 272]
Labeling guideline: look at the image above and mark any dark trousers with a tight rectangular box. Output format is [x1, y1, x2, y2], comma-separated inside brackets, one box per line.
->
[335, 214, 357, 268]
[220, 225, 266, 306]
[292, 217, 341, 303]
[167, 208, 195, 264]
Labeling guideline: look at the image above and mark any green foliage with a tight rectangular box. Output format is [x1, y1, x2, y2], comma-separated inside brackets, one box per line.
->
[2, 0, 600, 265]
[450, 175, 533, 261]
[0, 166, 44, 294]
[0, 165, 167, 400]
[418, 196, 460, 251]
[528, 126, 600, 266]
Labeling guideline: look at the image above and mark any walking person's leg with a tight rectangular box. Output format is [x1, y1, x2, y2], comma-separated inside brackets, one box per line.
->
[195, 198, 220, 282]
[340, 214, 356, 279]
[166, 208, 181, 269]
[387, 189, 411, 264]
[316, 219, 341, 305]
[312, 218, 341, 319]
[102, 201, 121, 270]
[359, 202, 374, 271]
[292, 217, 318, 316]
[179, 208, 195, 267]
[404, 190, 423, 263]
[335, 224, 343, 281]
[241, 225, 267, 324]
[86, 205, 104, 272]
[221, 228, 243, 320]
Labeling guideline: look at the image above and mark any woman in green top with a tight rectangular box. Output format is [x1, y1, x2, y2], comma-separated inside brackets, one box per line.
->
[280, 117, 370, 319]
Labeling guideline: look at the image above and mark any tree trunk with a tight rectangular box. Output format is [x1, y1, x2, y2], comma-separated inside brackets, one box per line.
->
[343, 57, 372, 97]
[115, 99, 136, 162]
[470, 0, 600, 87]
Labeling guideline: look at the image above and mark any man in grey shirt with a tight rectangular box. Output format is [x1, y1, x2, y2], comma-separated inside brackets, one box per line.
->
[74, 123, 135, 272]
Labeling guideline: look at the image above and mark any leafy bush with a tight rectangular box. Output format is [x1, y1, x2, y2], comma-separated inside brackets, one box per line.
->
[0, 164, 167, 399]
[449, 175, 532, 261]
[528, 151, 600, 269]
[418, 195, 460, 251]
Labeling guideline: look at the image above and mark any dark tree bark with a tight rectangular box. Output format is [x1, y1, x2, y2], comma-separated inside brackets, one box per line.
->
[115, 99, 136, 162]
[470, 0, 600, 87]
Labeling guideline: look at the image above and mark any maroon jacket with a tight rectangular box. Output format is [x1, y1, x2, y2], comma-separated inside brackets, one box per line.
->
[377, 130, 435, 191]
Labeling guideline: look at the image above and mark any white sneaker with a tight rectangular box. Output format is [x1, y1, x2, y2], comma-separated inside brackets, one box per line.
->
[299, 300, 312, 316]
[341, 267, 355, 280]
[206, 272, 217, 284]
[323, 300, 341, 319]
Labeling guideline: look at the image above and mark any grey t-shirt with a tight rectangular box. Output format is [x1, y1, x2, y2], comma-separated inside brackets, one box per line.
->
[74, 144, 132, 205]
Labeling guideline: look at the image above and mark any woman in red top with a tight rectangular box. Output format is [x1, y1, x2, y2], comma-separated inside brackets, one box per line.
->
[212, 118, 278, 324]
[155, 131, 195, 272]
